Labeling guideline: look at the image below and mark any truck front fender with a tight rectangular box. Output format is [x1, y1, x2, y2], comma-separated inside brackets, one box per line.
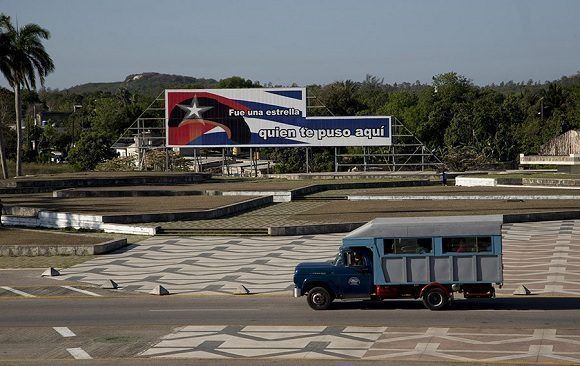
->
[302, 280, 336, 298]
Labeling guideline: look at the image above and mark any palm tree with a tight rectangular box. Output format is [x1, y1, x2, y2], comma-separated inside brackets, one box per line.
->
[0, 13, 54, 177]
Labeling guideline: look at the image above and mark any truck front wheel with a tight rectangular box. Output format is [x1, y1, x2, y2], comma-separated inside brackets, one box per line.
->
[422, 287, 449, 311]
[307, 287, 333, 310]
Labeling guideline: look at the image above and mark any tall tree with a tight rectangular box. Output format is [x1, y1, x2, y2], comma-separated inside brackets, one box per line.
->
[0, 88, 13, 178]
[0, 13, 54, 176]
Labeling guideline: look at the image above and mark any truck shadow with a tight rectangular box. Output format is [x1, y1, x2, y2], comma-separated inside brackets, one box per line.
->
[329, 297, 580, 311]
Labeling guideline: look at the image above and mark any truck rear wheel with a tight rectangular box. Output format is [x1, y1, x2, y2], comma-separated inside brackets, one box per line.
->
[307, 287, 333, 310]
[422, 287, 449, 311]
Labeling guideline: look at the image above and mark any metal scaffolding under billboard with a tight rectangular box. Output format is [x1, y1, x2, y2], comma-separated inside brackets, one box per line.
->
[165, 88, 392, 148]
[113, 88, 441, 173]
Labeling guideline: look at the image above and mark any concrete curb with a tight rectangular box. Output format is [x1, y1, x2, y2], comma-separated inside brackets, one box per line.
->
[0, 238, 127, 257]
[0, 173, 210, 189]
[222, 191, 291, 203]
[348, 195, 580, 200]
[53, 189, 207, 198]
[456, 176, 580, 188]
[268, 222, 365, 236]
[503, 210, 580, 223]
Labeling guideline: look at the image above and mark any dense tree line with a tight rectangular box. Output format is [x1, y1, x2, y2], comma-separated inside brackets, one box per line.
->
[0, 71, 578, 173]
[266, 72, 579, 171]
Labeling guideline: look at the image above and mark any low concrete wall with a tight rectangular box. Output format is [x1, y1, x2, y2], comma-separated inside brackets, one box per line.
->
[53, 189, 206, 198]
[221, 181, 430, 202]
[455, 177, 497, 187]
[1, 172, 210, 189]
[503, 211, 580, 223]
[265, 172, 441, 180]
[101, 196, 273, 223]
[348, 195, 580, 201]
[268, 222, 365, 236]
[0, 238, 127, 256]
[521, 178, 580, 187]
[222, 191, 291, 203]
[2, 206, 41, 217]
[0, 187, 55, 195]
[458, 176, 580, 188]
[496, 178, 523, 185]
[1, 215, 158, 235]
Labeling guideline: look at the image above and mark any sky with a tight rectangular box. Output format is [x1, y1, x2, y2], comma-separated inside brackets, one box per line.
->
[1, 0, 579, 90]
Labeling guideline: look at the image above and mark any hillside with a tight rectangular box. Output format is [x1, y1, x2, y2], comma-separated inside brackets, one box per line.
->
[65, 72, 219, 96]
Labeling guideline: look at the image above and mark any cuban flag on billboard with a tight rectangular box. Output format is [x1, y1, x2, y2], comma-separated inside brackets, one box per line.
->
[165, 88, 391, 147]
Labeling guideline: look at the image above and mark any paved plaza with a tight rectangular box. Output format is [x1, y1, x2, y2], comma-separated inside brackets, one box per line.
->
[55, 233, 341, 295]
[54, 220, 580, 297]
[141, 325, 580, 363]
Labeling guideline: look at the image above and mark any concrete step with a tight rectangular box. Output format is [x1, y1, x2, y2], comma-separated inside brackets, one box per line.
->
[157, 227, 270, 236]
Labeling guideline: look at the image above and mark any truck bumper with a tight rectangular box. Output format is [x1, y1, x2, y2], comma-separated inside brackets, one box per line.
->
[293, 287, 302, 297]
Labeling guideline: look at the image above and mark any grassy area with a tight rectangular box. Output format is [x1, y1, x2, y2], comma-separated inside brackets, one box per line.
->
[4, 160, 76, 178]
[0, 228, 108, 246]
[0, 229, 149, 269]
[0, 194, 258, 214]
[0, 255, 96, 269]
[291, 199, 580, 223]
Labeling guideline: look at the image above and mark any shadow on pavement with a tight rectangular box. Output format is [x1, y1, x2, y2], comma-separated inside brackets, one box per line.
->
[329, 296, 580, 311]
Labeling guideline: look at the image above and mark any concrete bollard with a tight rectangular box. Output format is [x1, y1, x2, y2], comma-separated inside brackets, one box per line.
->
[233, 284, 250, 295]
[150, 285, 170, 296]
[41, 267, 60, 277]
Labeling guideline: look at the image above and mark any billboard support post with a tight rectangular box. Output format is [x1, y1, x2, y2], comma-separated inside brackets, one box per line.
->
[363, 147, 367, 172]
[221, 148, 226, 176]
[165, 148, 169, 172]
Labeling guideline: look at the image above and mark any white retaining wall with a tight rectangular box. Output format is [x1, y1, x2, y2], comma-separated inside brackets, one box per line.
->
[455, 177, 497, 187]
[1, 212, 157, 235]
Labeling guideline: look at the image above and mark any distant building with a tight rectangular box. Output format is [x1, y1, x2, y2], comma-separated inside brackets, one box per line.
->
[539, 130, 580, 156]
[520, 130, 580, 173]
[36, 111, 72, 128]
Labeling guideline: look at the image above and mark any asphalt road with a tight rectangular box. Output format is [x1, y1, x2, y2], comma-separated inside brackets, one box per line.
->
[2, 295, 580, 328]
[2, 294, 580, 366]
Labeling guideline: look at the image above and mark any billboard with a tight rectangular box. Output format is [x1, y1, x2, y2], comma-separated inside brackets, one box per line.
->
[166, 88, 391, 147]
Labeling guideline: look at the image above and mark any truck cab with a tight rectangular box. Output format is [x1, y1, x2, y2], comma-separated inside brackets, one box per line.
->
[293, 215, 503, 310]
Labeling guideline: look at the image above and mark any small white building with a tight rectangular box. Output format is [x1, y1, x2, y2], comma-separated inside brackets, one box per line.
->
[520, 130, 580, 173]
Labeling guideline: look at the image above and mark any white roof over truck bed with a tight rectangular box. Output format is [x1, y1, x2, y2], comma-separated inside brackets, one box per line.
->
[344, 215, 503, 239]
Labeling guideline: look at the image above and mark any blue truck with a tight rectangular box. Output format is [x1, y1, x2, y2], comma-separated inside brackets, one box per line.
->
[293, 215, 503, 310]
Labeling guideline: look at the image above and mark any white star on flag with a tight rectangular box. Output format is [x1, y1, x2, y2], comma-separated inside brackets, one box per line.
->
[177, 96, 213, 119]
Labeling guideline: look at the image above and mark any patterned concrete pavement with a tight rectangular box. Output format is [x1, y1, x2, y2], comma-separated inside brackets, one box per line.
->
[55, 234, 342, 295]
[140, 325, 580, 363]
[499, 220, 580, 296]
[54, 220, 580, 297]
[146, 201, 330, 230]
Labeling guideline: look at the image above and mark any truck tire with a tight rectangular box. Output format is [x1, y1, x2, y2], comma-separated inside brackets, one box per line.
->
[422, 287, 449, 311]
[307, 287, 333, 310]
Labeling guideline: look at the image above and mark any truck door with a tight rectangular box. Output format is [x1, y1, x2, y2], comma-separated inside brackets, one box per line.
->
[340, 249, 372, 299]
